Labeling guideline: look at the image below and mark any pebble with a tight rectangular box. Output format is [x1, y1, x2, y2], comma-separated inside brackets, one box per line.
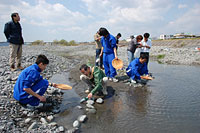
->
[28, 122, 38, 131]
[58, 126, 65, 132]
[86, 99, 94, 105]
[96, 98, 103, 104]
[48, 122, 57, 127]
[76, 105, 83, 109]
[78, 115, 87, 123]
[25, 118, 32, 124]
[73, 120, 80, 128]
[40, 117, 48, 124]
[86, 108, 96, 114]
[52, 109, 60, 114]
[86, 104, 95, 109]
[67, 128, 79, 133]
[47, 115, 54, 122]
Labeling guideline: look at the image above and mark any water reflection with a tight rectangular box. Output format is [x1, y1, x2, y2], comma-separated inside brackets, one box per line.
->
[126, 87, 150, 115]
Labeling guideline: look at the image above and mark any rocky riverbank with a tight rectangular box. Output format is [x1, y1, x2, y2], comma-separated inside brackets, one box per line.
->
[0, 40, 199, 132]
[150, 39, 200, 65]
[119, 38, 200, 66]
[0, 44, 94, 132]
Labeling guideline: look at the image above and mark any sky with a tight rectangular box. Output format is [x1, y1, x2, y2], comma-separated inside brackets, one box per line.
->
[0, 0, 200, 42]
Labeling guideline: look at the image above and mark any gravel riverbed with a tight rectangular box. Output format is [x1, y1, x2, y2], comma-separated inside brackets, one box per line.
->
[0, 43, 199, 132]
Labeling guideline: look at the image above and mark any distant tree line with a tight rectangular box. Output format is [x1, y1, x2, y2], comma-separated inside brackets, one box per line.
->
[31, 39, 78, 46]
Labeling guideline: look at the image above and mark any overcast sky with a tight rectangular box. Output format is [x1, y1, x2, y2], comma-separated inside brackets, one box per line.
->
[0, 0, 200, 42]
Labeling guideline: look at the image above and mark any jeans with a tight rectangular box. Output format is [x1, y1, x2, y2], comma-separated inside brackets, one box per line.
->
[127, 50, 135, 64]
[95, 49, 103, 67]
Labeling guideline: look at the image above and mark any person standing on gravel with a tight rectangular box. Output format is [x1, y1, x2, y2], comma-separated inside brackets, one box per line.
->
[127, 35, 143, 64]
[99, 27, 118, 82]
[140, 33, 152, 65]
[115, 33, 122, 51]
[80, 64, 108, 98]
[13, 54, 57, 107]
[4, 13, 24, 71]
[94, 31, 103, 69]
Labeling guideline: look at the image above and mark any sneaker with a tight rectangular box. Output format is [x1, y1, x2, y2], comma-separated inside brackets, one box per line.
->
[109, 77, 112, 81]
[111, 78, 119, 83]
[131, 79, 137, 84]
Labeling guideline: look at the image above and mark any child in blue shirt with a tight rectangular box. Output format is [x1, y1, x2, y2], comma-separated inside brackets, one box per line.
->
[13, 54, 57, 106]
[99, 27, 118, 82]
[126, 54, 148, 83]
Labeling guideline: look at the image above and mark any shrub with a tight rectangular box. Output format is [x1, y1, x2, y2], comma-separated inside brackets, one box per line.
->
[31, 40, 44, 45]
[157, 54, 165, 59]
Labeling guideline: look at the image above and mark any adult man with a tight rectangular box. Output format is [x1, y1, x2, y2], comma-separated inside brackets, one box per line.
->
[141, 33, 152, 65]
[115, 33, 121, 51]
[4, 13, 24, 71]
[13, 54, 57, 106]
[80, 64, 108, 98]
[99, 27, 118, 82]
[94, 31, 103, 69]
[127, 35, 143, 64]
[126, 54, 148, 83]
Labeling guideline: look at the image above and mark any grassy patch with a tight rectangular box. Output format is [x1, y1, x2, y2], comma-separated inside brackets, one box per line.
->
[157, 54, 165, 59]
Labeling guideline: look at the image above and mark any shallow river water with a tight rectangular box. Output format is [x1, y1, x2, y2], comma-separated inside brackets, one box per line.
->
[53, 62, 200, 133]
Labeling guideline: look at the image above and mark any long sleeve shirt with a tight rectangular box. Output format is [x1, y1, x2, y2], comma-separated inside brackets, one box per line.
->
[126, 58, 148, 80]
[4, 20, 24, 44]
[94, 33, 102, 49]
[101, 34, 117, 54]
[141, 39, 152, 53]
[13, 64, 45, 100]
[127, 38, 140, 53]
[89, 66, 106, 95]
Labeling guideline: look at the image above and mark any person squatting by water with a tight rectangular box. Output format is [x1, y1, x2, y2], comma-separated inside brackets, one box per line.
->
[13, 54, 58, 107]
[94, 31, 103, 69]
[80, 64, 108, 98]
[140, 33, 152, 66]
[127, 35, 143, 64]
[126, 53, 149, 84]
[4, 12, 24, 71]
[99, 27, 119, 82]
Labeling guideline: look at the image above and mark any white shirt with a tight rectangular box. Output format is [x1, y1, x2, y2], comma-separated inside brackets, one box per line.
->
[141, 39, 152, 53]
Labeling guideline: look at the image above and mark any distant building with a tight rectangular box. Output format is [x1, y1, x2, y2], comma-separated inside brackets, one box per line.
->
[174, 33, 196, 38]
[160, 34, 174, 40]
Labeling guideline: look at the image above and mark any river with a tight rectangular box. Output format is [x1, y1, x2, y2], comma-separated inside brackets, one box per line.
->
[53, 61, 200, 133]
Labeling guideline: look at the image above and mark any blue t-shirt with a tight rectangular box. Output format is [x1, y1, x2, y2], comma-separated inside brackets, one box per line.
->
[101, 34, 117, 54]
[13, 64, 44, 101]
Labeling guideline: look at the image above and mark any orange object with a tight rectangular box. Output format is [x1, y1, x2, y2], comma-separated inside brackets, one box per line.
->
[198, 48, 200, 51]
[140, 76, 153, 80]
[112, 58, 123, 70]
[56, 84, 72, 90]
